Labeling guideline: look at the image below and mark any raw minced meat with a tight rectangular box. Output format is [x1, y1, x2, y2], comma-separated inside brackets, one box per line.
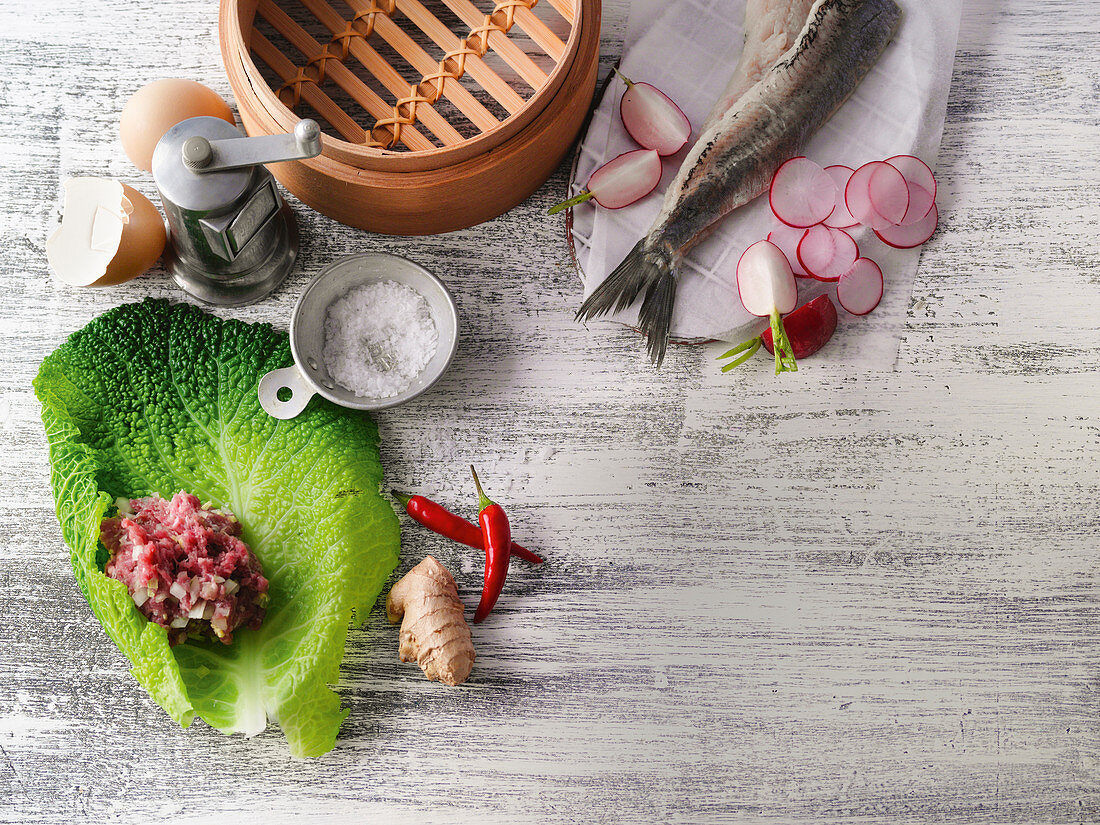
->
[100, 491, 268, 646]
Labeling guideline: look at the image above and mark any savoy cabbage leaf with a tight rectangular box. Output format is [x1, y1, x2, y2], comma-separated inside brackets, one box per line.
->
[34, 299, 400, 757]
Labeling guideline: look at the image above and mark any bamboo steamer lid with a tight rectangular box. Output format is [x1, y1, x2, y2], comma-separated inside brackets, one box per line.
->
[219, 0, 600, 234]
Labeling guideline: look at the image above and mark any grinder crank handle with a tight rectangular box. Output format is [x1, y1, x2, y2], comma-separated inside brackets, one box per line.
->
[181, 119, 323, 174]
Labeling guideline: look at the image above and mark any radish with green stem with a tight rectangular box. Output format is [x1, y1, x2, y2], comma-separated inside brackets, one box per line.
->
[548, 149, 662, 214]
[735, 240, 799, 374]
[615, 68, 691, 156]
[718, 295, 837, 372]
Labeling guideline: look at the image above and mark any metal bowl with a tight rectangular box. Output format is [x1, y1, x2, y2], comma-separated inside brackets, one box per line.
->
[258, 252, 458, 418]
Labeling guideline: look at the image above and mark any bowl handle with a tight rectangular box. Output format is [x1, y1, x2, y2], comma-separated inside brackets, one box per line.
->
[258, 366, 316, 420]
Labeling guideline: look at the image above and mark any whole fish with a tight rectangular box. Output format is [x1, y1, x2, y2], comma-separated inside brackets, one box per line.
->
[576, 0, 903, 365]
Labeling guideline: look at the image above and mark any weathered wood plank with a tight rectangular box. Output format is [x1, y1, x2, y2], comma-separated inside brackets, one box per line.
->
[0, 0, 1097, 822]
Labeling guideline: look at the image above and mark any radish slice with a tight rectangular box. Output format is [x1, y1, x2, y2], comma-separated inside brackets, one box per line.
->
[548, 149, 662, 214]
[736, 240, 797, 317]
[836, 258, 884, 316]
[874, 202, 939, 249]
[885, 154, 937, 225]
[822, 165, 858, 228]
[618, 74, 691, 157]
[767, 224, 811, 278]
[769, 157, 836, 228]
[845, 161, 908, 231]
[796, 225, 859, 282]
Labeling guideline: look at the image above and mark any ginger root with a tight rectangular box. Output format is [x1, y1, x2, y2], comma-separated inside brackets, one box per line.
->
[386, 556, 475, 686]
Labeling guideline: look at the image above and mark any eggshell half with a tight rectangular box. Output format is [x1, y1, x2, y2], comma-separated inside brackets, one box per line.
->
[47, 177, 166, 287]
[100, 184, 166, 285]
[120, 79, 236, 172]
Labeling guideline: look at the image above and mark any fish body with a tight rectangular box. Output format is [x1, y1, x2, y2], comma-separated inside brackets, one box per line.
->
[699, 0, 817, 134]
[577, 0, 903, 365]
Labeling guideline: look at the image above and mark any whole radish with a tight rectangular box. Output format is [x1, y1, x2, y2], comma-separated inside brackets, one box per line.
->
[548, 149, 662, 215]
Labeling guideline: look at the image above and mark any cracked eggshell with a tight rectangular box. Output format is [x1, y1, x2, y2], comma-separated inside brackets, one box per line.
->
[120, 79, 236, 172]
[46, 177, 166, 287]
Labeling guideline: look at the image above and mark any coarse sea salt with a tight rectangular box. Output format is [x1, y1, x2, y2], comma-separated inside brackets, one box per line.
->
[322, 280, 438, 399]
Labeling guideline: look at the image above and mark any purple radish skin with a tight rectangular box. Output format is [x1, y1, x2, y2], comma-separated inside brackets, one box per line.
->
[548, 149, 662, 214]
[616, 69, 691, 157]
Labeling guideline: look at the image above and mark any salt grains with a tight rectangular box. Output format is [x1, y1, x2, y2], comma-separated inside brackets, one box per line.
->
[322, 280, 438, 399]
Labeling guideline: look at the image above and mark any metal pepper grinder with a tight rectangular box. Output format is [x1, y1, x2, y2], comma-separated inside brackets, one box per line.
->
[151, 116, 322, 306]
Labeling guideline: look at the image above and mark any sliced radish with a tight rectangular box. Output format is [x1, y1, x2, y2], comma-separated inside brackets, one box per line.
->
[874, 202, 939, 249]
[761, 294, 838, 359]
[868, 162, 910, 225]
[736, 240, 799, 373]
[617, 70, 690, 157]
[836, 257, 884, 316]
[796, 224, 859, 282]
[822, 165, 858, 228]
[769, 157, 836, 228]
[548, 149, 662, 214]
[845, 161, 908, 231]
[767, 224, 811, 278]
[885, 154, 937, 225]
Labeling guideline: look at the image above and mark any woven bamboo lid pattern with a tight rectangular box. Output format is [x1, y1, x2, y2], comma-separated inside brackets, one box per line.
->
[220, 0, 600, 233]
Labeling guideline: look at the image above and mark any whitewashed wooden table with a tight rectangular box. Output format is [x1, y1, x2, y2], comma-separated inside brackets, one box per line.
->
[1, 1, 1098, 822]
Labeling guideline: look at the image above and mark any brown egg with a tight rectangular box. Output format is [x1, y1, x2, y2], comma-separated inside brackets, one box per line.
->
[47, 178, 166, 287]
[120, 79, 236, 172]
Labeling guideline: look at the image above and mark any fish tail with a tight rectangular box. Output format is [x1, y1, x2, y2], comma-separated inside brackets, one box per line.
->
[637, 262, 677, 366]
[576, 239, 657, 321]
[576, 239, 679, 365]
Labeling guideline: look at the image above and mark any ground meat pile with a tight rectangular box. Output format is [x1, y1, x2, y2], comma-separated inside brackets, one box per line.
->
[101, 491, 269, 646]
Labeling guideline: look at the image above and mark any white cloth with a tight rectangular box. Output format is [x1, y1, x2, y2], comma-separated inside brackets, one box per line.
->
[569, 0, 962, 368]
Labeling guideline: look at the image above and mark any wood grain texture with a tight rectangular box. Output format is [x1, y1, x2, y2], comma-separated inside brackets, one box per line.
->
[0, 1, 1098, 823]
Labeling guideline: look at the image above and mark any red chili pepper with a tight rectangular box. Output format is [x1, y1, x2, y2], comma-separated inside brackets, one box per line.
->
[470, 465, 511, 624]
[393, 491, 543, 564]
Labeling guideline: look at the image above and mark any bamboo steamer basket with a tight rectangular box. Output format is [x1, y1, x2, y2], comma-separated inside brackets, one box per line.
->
[219, 0, 600, 234]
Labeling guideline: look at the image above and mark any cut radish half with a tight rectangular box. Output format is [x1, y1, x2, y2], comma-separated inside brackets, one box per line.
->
[796, 225, 859, 282]
[874, 202, 939, 249]
[769, 157, 836, 228]
[822, 165, 858, 228]
[767, 224, 811, 278]
[736, 240, 799, 373]
[618, 72, 691, 157]
[845, 161, 908, 231]
[736, 240, 798, 317]
[885, 154, 937, 225]
[836, 258, 884, 316]
[548, 149, 662, 214]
